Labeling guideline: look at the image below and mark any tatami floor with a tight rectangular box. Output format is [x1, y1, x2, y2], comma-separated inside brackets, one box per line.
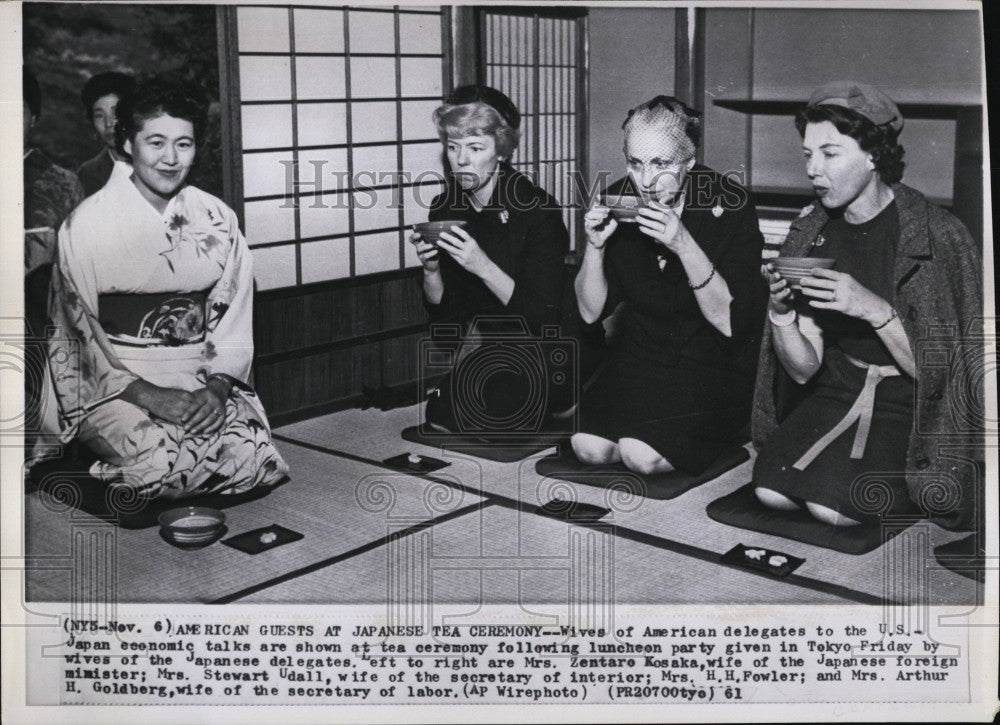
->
[23, 404, 980, 605]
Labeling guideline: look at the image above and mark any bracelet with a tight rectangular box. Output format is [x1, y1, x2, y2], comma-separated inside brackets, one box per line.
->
[768, 308, 798, 327]
[872, 307, 899, 330]
[688, 264, 716, 290]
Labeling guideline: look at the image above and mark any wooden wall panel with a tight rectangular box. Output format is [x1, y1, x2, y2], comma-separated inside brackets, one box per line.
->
[381, 330, 428, 393]
[380, 275, 427, 328]
[254, 269, 429, 425]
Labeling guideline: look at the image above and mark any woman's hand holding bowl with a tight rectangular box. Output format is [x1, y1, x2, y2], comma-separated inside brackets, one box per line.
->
[408, 230, 440, 273]
[636, 201, 689, 254]
[798, 268, 892, 325]
[436, 225, 493, 278]
[584, 203, 617, 250]
[761, 262, 793, 315]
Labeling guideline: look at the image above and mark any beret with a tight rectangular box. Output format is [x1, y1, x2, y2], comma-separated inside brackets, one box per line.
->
[808, 80, 903, 133]
[445, 84, 520, 131]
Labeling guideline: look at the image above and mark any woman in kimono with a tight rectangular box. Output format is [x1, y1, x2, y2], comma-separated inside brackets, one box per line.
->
[753, 81, 982, 529]
[44, 78, 289, 499]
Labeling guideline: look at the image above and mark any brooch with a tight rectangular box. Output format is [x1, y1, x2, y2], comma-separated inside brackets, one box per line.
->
[657, 254, 668, 271]
[814, 234, 826, 247]
[499, 210, 509, 224]
[711, 204, 723, 218]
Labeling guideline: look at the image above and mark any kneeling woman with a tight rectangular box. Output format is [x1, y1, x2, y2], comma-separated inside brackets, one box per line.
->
[45, 79, 289, 499]
[572, 96, 767, 475]
[411, 85, 570, 434]
[753, 82, 982, 528]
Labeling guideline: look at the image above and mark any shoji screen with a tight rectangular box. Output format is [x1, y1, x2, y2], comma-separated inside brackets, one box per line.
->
[233, 5, 449, 289]
[480, 9, 587, 250]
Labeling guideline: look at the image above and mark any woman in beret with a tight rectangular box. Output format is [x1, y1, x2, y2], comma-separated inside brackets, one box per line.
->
[410, 85, 570, 435]
[753, 81, 983, 530]
[571, 96, 767, 476]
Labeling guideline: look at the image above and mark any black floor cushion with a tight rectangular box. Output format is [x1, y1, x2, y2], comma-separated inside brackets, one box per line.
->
[933, 535, 985, 582]
[27, 453, 283, 529]
[706, 483, 922, 555]
[534, 445, 750, 501]
[400, 425, 558, 463]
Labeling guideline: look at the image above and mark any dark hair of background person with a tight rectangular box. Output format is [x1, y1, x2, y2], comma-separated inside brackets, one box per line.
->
[795, 104, 906, 185]
[81, 71, 136, 118]
[23, 67, 42, 119]
[115, 78, 208, 155]
[22, 3, 222, 198]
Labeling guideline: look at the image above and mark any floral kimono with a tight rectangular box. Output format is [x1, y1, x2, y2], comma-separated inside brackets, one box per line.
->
[45, 172, 289, 499]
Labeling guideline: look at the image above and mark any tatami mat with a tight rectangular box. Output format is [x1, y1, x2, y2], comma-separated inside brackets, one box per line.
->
[276, 405, 980, 605]
[237, 502, 845, 604]
[24, 439, 484, 603]
[277, 404, 557, 503]
[23, 405, 979, 605]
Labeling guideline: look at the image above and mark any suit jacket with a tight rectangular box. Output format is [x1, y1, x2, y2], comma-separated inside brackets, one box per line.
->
[751, 183, 985, 531]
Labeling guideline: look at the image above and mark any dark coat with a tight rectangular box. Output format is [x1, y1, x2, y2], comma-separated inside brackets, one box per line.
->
[24, 149, 84, 335]
[77, 148, 115, 198]
[751, 183, 985, 531]
[597, 165, 767, 372]
[425, 162, 569, 335]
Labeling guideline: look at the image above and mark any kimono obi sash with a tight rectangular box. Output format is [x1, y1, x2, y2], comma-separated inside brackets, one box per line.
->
[99, 290, 209, 346]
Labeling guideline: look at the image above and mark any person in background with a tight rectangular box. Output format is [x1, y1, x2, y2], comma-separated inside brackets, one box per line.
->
[571, 96, 767, 476]
[23, 67, 85, 441]
[24, 67, 85, 302]
[752, 81, 983, 531]
[409, 85, 570, 436]
[76, 71, 135, 197]
[41, 78, 288, 499]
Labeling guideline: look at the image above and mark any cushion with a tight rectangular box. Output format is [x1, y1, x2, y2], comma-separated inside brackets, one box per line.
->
[534, 445, 750, 501]
[401, 425, 557, 463]
[933, 535, 985, 582]
[706, 483, 919, 555]
[27, 453, 282, 529]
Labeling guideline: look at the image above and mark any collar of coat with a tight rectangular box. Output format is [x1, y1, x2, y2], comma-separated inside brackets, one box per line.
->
[439, 161, 539, 214]
[784, 183, 934, 290]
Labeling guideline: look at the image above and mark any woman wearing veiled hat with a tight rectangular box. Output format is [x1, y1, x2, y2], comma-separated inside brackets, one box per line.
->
[571, 96, 768, 476]
[410, 85, 570, 435]
[753, 81, 983, 530]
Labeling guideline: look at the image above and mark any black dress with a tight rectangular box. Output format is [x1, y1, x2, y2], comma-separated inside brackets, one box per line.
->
[422, 162, 570, 433]
[752, 200, 917, 522]
[577, 167, 767, 473]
